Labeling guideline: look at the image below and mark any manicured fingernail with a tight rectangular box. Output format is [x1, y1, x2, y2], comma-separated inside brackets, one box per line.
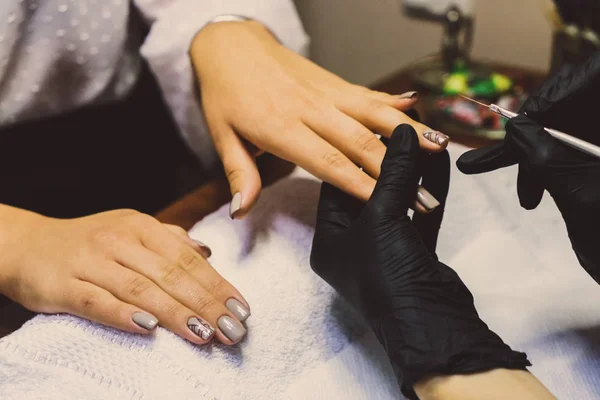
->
[187, 317, 215, 340]
[229, 192, 242, 219]
[417, 186, 440, 211]
[218, 316, 246, 343]
[192, 239, 212, 258]
[226, 298, 250, 322]
[132, 311, 158, 331]
[423, 130, 449, 146]
[397, 91, 419, 100]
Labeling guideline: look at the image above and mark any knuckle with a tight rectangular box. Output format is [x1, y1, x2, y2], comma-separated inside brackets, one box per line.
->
[164, 302, 184, 318]
[191, 296, 218, 315]
[354, 133, 381, 157]
[351, 84, 370, 94]
[298, 92, 319, 111]
[321, 150, 347, 170]
[159, 263, 184, 287]
[529, 146, 554, 166]
[126, 276, 153, 299]
[76, 291, 99, 311]
[132, 213, 157, 226]
[204, 278, 228, 297]
[111, 208, 139, 217]
[172, 226, 188, 237]
[89, 228, 120, 248]
[226, 168, 247, 188]
[572, 189, 600, 212]
[177, 250, 200, 272]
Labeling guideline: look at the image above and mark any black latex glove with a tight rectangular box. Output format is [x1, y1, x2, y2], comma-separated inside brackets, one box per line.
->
[457, 52, 600, 282]
[310, 125, 530, 400]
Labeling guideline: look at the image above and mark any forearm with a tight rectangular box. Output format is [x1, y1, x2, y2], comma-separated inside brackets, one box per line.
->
[415, 369, 555, 400]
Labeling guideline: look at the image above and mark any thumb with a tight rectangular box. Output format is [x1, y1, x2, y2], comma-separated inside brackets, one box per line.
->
[213, 125, 262, 220]
[369, 124, 420, 217]
[506, 115, 554, 210]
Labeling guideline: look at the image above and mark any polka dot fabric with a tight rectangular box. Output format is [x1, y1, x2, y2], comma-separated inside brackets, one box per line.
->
[0, 0, 135, 126]
[0, 0, 309, 168]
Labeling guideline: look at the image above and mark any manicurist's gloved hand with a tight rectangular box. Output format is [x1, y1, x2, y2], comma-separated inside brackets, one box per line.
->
[459, 115, 600, 283]
[310, 125, 530, 399]
[457, 52, 600, 283]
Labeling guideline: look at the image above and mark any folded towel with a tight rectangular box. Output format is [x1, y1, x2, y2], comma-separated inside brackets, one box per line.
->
[1, 143, 599, 400]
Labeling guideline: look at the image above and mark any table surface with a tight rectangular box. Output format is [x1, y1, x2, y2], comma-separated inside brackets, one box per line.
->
[0, 62, 546, 338]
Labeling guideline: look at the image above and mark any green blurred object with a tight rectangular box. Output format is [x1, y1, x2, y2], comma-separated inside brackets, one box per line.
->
[443, 73, 468, 94]
[441, 63, 513, 97]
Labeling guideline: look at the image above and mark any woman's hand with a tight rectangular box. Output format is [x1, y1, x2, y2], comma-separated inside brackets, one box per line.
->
[310, 125, 529, 399]
[0, 207, 250, 345]
[190, 21, 449, 218]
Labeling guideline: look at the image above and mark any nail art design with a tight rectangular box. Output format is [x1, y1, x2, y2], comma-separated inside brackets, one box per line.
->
[187, 317, 215, 340]
[397, 91, 419, 100]
[423, 131, 449, 146]
[230, 192, 242, 219]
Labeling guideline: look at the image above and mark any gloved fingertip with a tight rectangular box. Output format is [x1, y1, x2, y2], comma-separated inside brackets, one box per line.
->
[389, 123, 420, 153]
[456, 140, 521, 175]
[518, 189, 544, 210]
[516, 168, 545, 210]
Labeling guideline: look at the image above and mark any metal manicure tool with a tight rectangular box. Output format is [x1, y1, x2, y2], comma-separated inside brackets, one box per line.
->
[460, 95, 600, 159]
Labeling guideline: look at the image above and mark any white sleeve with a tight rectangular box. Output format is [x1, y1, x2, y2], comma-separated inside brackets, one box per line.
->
[132, 0, 310, 170]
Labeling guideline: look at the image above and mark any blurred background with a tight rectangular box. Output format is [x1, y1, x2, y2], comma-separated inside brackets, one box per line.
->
[292, 0, 598, 143]
[294, 0, 552, 86]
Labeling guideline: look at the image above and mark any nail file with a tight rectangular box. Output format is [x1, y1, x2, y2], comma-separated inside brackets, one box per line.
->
[459, 95, 600, 159]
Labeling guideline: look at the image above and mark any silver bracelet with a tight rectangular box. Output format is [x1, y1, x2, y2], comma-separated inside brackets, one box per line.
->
[206, 14, 251, 25]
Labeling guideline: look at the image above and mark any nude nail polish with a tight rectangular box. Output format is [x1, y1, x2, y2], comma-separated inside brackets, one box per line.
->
[187, 317, 215, 340]
[230, 192, 242, 219]
[397, 91, 419, 100]
[132, 312, 158, 331]
[226, 298, 250, 322]
[218, 316, 246, 343]
[423, 130, 449, 146]
[417, 186, 440, 211]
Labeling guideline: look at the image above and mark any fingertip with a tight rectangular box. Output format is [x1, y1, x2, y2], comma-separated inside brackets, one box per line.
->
[413, 199, 433, 214]
[456, 152, 475, 174]
[517, 168, 545, 210]
[229, 175, 262, 220]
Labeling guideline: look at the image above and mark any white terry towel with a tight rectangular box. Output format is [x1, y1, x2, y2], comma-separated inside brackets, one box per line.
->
[1, 143, 600, 399]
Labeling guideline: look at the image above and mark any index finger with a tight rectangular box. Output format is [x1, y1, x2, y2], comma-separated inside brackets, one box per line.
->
[336, 96, 449, 153]
[262, 122, 377, 202]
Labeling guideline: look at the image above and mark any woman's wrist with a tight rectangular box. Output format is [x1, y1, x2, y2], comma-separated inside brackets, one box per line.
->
[0, 205, 45, 292]
[190, 19, 279, 62]
[414, 369, 555, 400]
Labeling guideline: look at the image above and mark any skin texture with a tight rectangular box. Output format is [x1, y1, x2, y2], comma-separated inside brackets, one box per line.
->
[190, 21, 448, 218]
[415, 369, 556, 400]
[0, 205, 248, 345]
